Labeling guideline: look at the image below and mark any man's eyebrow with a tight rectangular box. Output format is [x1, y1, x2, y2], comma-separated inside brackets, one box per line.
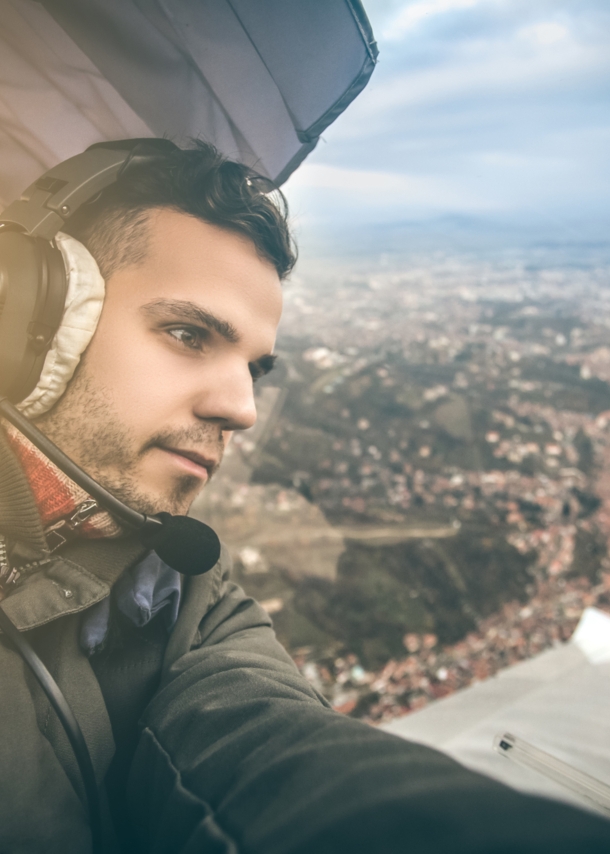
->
[141, 299, 240, 344]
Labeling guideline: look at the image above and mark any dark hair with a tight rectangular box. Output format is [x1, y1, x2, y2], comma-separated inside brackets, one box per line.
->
[64, 140, 297, 280]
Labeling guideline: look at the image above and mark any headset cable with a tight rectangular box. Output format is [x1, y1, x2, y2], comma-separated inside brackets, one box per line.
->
[0, 604, 103, 853]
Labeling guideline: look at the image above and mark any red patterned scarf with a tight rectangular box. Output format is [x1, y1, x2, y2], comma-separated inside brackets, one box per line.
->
[5, 424, 121, 539]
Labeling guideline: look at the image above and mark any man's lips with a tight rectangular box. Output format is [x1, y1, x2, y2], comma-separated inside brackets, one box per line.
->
[157, 446, 218, 479]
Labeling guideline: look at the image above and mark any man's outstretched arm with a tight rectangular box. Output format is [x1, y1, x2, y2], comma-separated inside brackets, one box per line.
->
[128, 574, 610, 854]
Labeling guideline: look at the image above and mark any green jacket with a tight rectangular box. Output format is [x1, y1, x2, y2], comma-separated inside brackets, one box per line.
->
[1, 426, 610, 854]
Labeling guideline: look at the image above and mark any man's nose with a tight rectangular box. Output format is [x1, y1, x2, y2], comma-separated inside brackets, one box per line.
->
[193, 362, 257, 432]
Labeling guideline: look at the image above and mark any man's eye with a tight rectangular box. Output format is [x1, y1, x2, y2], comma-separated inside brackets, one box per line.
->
[250, 354, 277, 383]
[249, 365, 263, 382]
[168, 327, 207, 350]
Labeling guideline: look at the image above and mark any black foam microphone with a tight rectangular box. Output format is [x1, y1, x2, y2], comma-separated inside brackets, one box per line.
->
[141, 512, 221, 576]
[0, 397, 221, 576]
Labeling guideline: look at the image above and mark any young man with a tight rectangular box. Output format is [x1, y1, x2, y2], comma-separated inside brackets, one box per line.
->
[0, 141, 609, 853]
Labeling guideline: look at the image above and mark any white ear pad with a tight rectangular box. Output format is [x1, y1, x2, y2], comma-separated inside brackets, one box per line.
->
[16, 233, 105, 419]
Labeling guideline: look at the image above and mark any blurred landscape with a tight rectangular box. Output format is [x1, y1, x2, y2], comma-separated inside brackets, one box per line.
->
[192, 0, 610, 724]
[192, 235, 610, 723]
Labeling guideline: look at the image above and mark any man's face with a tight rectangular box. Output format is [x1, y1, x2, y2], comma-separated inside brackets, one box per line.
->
[36, 208, 283, 515]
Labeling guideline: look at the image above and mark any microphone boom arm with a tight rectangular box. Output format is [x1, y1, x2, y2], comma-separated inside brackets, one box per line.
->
[0, 396, 161, 533]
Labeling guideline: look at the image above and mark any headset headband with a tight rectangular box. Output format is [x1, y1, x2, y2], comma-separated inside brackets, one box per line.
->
[0, 138, 178, 240]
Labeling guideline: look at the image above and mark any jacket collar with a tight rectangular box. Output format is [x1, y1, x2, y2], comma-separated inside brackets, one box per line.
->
[0, 425, 147, 630]
[0, 425, 48, 562]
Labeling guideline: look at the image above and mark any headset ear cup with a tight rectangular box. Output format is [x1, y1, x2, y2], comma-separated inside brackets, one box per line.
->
[0, 232, 67, 403]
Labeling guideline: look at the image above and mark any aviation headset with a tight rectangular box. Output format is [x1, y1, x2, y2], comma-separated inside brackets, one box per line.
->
[0, 138, 180, 403]
[0, 139, 223, 851]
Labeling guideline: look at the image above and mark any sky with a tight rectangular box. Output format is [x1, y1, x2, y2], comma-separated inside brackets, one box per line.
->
[283, 0, 610, 260]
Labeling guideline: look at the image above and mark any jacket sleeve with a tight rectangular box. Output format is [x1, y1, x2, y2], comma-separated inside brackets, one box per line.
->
[128, 575, 610, 854]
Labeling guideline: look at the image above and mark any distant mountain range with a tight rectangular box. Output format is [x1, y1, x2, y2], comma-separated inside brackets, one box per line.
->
[297, 214, 610, 268]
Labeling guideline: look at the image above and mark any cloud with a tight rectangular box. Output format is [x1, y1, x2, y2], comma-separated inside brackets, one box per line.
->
[285, 163, 496, 214]
[334, 25, 601, 127]
[383, 0, 494, 40]
[518, 22, 569, 46]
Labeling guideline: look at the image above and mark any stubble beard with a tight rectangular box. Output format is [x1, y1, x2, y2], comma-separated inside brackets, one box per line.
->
[34, 360, 223, 516]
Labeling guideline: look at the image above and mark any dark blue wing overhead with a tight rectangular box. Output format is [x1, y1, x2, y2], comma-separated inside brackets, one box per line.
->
[0, 0, 377, 204]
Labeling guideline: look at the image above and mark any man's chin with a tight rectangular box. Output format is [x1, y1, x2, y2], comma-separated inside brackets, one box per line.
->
[96, 471, 204, 518]
[140, 481, 203, 517]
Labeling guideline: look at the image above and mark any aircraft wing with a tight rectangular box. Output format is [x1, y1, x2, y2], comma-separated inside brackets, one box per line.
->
[0, 0, 377, 205]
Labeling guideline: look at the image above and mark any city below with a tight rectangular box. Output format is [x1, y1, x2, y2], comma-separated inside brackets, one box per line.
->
[193, 246, 610, 724]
